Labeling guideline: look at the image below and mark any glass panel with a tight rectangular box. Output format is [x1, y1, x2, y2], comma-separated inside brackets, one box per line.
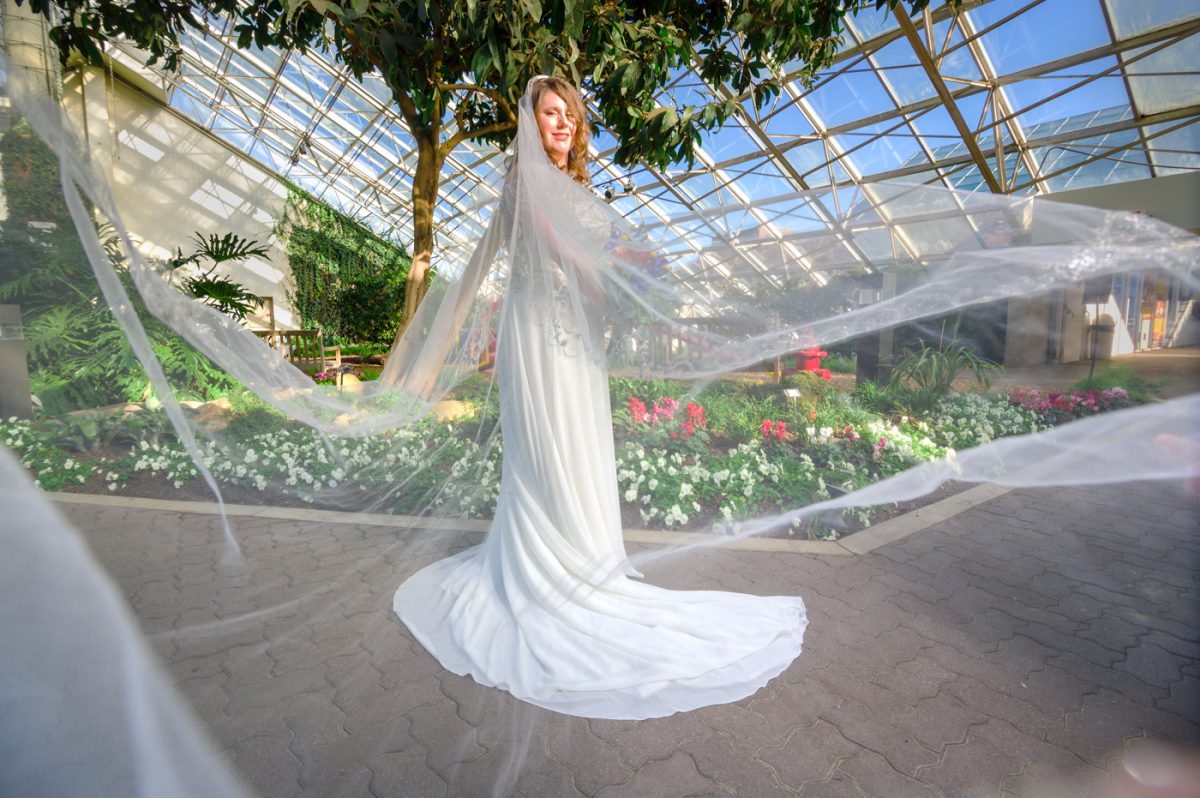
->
[659, 68, 710, 108]
[931, 18, 984, 85]
[1004, 56, 1129, 136]
[846, 227, 896, 263]
[1006, 158, 1038, 195]
[899, 216, 979, 257]
[911, 103, 973, 159]
[834, 121, 928, 178]
[358, 74, 395, 105]
[244, 45, 281, 72]
[226, 73, 273, 105]
[870, 37, 937, 106]
[757, 97, 816, 140]
[756, 197, 831, 235]
[697, 118, 759, 160]
[1144, 118, 1200, 176]
[167, 88, 211, 126]
[1032, 129, 1151, 190]
[946, 163, 992, 193]
[1103, 0, 1200, 40]
[270, 89, 318, 129]
[1125, 37, 1200, 116]
[805, 58, 897, 128]
[722, 159, 796, 199]
[783, 140, 835, 186]
[247, 139, 283, 172]
[845, 5, 905, 42]
[279, 58, 322, 104]
[969, 0, 1110, 76]
[180, 30, 225, 69]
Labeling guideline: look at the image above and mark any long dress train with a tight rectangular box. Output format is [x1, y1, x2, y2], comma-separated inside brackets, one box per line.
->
[393, 246, 809, 720]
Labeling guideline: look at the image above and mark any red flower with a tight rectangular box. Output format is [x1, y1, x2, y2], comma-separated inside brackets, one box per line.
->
[627, 397, 649, 425]
[774, 421, 787, 441]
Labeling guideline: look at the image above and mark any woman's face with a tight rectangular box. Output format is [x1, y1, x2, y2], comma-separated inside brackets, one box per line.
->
[535, 88, 577, 169]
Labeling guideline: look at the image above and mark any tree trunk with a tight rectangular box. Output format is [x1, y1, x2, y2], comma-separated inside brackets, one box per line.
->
[402, 128, 439, 331]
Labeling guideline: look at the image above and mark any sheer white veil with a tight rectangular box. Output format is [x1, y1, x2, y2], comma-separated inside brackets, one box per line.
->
[2, 36, 1199, 794]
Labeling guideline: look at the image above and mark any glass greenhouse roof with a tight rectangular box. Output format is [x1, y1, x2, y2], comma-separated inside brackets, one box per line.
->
[108, 0, 1199, 275]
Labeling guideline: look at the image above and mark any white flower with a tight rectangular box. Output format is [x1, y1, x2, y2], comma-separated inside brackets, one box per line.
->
[624, 488, 638, 502]
[647, 478, 658, 490]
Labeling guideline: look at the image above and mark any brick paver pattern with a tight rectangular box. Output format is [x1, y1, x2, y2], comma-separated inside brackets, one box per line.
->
[64, 481, 1199, 797]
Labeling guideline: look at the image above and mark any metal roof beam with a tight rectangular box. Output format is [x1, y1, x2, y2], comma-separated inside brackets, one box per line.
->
[896, 10, 1001, 192]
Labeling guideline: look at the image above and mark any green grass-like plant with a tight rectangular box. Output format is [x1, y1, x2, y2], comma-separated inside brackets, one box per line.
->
[1070, 364, 1163, 404]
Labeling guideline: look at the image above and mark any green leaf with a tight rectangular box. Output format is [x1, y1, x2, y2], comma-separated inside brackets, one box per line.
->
[518, 0, 541, 21]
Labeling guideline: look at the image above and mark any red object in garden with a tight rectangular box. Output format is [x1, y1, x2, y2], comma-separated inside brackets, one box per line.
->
[792, 343, 833, 381]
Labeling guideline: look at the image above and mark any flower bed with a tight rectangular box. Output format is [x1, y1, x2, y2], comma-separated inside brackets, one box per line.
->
[1007, 387, 1134, 425]
[1, 375, 1152, 540]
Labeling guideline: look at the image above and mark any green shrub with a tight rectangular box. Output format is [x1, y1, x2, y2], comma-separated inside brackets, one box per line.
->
[1070, 365, 1162, 404]
[823, 353, 855, 373]
[279, 187, 411, 344]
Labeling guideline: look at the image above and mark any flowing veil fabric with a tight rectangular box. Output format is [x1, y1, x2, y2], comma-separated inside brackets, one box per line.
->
[393, 86, 807, 717]
[2, 29, 1200, 793]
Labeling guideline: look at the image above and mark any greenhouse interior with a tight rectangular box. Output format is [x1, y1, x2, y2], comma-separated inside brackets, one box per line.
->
[1, 0, 1198, 796]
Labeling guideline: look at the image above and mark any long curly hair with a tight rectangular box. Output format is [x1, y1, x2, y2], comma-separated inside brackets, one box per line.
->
[530, 76, 591, 185]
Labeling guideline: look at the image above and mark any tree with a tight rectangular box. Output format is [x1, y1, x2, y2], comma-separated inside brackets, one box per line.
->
[19, 0, 941, 328]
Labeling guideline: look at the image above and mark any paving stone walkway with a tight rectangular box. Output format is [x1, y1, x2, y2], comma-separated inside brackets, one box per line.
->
[60, 480, 1198, 798]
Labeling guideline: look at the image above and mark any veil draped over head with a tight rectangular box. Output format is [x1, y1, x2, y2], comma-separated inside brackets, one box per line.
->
[2, 26, 1199, 795]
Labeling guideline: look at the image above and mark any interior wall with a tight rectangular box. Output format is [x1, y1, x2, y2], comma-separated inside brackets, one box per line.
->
[1045, 172, 1200, 234]
[61, 66, 295, 328]
[1003, 294, 1052, 368]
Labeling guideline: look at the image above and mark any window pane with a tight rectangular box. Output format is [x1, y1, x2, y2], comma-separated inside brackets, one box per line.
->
[970, 0, 1110, 76]
[1126, 37, 1200, 116]
[1103, 0, 1200, 40]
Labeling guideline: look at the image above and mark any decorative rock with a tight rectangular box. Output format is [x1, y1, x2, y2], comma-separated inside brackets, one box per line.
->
[431, 399, 475, 421]
[192, 397, 234, 431]
[338, 373, 364, 394]
[68, 402, 146, 418]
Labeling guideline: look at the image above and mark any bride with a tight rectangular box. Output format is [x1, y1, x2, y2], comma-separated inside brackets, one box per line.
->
[392, 76, 808, 721]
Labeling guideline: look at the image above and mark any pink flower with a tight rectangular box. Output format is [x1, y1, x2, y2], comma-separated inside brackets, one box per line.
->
[761, 419, 774, 438]
[774, 421, 787, 441]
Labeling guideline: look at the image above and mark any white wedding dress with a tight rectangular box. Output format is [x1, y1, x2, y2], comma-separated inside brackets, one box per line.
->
[392, 81, 808, 719]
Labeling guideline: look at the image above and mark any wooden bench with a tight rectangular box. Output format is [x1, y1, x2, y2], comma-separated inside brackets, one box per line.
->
[254, 329, 342, 373]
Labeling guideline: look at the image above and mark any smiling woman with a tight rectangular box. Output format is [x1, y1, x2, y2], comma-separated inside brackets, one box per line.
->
[530, 75, 590, 184]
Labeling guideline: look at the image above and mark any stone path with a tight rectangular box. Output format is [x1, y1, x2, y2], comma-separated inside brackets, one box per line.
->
[60, 480, 1199, 797]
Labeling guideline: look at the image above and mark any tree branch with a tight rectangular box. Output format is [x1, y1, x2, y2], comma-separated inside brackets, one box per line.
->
[393, 86, 422, 134]
[438, 82, 517, 124]
[439, 118, 517, 163]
